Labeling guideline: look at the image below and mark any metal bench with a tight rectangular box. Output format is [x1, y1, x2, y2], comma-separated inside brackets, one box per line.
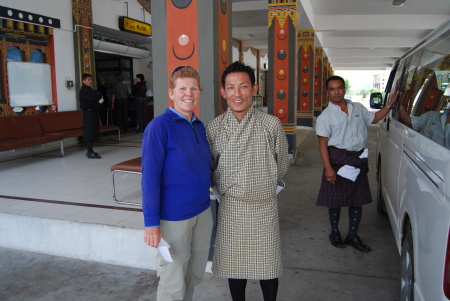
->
[110, 157, 142, 206]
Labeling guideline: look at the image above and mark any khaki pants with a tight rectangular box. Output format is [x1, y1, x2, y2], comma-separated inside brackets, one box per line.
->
[157, 207, 213, 301]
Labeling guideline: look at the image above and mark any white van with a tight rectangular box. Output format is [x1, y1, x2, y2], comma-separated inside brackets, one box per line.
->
[370, 19, 450, 300]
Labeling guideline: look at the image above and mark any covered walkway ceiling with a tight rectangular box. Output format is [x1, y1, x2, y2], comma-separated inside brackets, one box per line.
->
[233, 0, 450, 70]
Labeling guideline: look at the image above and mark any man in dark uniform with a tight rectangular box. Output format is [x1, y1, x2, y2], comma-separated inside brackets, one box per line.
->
[111, 74, 129, 134]
[79, 73, 103, 159]
[132, 74, 148, 132]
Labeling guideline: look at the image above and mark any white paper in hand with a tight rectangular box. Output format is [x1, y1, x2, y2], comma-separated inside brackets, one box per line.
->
[337, 165, 360, 182]
[158, 238, 173, 262]
[212, 186, 221, 203]
[276, 179, 286, 195]
[99, 97, 104, 104]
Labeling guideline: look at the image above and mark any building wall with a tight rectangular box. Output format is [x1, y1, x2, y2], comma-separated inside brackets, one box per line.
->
[1, 0, 152, 112]
[232, 45, 239, 63]
[92, 0, 151, 30]
[243, 48, 257, 72]
[2, 0, 76, 112]
[91, 0, 153, 91]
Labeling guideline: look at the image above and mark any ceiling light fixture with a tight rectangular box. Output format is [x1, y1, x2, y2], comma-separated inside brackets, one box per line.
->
[392, 0, 405, 7]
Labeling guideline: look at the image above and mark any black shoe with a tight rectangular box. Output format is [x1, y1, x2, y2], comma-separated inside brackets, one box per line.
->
[86, 152, 101, 159]
[329, 232, 346, 248]
[345, 235, 372, 252]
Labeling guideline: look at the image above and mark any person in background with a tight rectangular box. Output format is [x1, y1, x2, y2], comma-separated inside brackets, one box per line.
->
[97, 78, 109, 125]
[206, 61, 289, 301]
[132, 74, 148, 132]
[141, 66, 213, 301]
[316, 75, 398, 252]
[399, 100, 450, 149]
[111, 74, 129, 134]
[79, 73, 103, 159]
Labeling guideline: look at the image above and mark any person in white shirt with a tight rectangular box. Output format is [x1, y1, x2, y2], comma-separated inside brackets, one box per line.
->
[400, 100, 450, 149]
[316, 75, 397, 252]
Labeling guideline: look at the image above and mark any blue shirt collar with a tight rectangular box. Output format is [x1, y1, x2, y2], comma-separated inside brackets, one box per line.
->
[169, 107, 198, 124]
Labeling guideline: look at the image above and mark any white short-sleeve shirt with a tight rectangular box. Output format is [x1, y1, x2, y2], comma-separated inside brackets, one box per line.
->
[411, 111, 450, 149]
[316, 100, 375, 151]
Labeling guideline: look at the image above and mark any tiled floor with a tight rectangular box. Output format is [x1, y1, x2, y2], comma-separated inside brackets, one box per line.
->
[0, 133, 145, 229]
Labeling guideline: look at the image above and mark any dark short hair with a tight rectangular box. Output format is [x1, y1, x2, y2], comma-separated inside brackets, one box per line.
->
[82, 73, 92, 81]
[326, 75, 345, 89]
[222, 61, 255, 87]
[136, 74, 145, 81]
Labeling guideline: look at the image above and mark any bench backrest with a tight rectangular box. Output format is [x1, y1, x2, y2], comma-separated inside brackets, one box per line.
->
[0, 117, 16, 141]
[34, 110, 83, 133]
[9, 115, 44, 138]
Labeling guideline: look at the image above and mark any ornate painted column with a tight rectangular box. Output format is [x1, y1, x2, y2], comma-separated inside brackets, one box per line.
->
[326, 59, 333, 105]
[268, 1, 298, 156]
[297, 30, 314, 127]
[72, 0, 96, 93]
[152, 0, 230, 122]
[322, 56, 329, 110]
[314, 47, 323, 116]
[217, 0, 232, 115]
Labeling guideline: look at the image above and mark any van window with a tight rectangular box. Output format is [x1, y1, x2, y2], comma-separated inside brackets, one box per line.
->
[398, 50, 423, 116]
[399, 29, 450, 149]
[388, 57, 408, 115]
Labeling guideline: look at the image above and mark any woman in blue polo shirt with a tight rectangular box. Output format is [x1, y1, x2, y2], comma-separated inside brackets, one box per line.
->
[141, 66, 212, 301]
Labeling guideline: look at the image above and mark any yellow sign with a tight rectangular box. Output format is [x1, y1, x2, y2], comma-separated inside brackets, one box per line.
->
[119, 17, 152, 37]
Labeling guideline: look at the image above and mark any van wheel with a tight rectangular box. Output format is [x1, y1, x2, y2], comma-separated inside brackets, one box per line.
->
[376, 164, 387, 215]
[400, 231, 414, 301]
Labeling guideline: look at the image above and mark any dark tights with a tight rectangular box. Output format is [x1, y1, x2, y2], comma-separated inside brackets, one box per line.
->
[228, 278, 278, 301]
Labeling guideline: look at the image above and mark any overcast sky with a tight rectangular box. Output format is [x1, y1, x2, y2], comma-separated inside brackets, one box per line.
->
[337, 70, 390, 92]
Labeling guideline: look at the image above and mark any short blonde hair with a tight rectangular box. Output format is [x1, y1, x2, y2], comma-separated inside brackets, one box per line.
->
[169, 66, 202, 91]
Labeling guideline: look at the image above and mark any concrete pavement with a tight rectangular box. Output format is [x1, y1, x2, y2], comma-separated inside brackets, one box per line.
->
[0, 125, 400, 301]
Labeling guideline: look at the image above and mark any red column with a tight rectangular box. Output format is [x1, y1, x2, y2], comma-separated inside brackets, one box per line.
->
[297, 30, 314, 127]
[218, 0, 231, 114]
[166, 1, 199, 114]
[322, 56, 329, 110]
[154, 0, 230, 119]
[314, 47, 323, 116]
[268, 1, 298, 155]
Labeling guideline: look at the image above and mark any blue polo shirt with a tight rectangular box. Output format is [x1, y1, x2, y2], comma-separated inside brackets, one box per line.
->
[141, 108, 211, 227]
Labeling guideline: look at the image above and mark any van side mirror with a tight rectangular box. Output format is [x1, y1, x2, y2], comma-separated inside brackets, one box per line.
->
[370, 92, 383, 109]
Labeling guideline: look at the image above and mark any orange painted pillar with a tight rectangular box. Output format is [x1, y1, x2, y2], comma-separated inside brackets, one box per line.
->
[322, 56, 329, 110]
[268, 1, 298, 155]
[297, 30, 314, 127]
[314, 47, 323, 116]
[218, 0, 232, 114]
[166, 2, 199, 115]
[326, 59, 333, 107]
[152, 1, 231, 121]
